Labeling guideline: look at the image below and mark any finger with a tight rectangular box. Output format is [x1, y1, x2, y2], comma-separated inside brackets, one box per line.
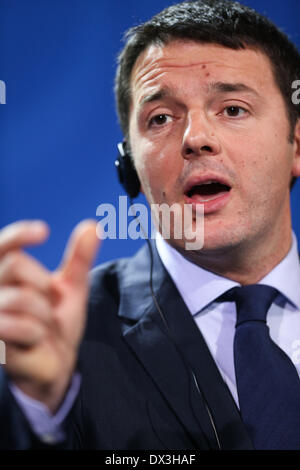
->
[4, 344, 61, 388]
[0, 312, 46, 347]
[0, 250, 52, 293]
[59, 220, 100, 285]
[0, 221, 49, 258]
[0, 286, 52, 324]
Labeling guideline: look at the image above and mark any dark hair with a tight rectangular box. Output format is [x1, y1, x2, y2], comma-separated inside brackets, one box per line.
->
[115, 0, 300, 187]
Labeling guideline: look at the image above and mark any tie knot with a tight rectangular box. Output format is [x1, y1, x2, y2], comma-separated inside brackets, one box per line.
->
[221, 284, 278, 326]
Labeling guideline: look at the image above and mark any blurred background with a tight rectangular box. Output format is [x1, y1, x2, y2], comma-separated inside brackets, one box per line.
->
[1, 0, 299, 269]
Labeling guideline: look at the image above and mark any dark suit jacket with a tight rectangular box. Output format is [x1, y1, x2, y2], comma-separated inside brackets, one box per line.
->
[0, 242, 254, 450]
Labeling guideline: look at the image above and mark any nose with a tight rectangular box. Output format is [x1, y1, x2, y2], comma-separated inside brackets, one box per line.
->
[182, 111, 221, 159]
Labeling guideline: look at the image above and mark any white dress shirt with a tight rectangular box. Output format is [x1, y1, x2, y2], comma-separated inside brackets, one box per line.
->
[156, 231, 300, 407]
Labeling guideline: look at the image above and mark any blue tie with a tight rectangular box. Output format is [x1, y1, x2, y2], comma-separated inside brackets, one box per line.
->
[222, 284, 300, 449]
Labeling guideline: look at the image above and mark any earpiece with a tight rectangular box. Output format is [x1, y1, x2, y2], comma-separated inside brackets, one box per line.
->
[115, 141, 140, 198]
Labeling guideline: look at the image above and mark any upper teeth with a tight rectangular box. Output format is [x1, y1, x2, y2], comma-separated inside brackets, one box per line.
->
[201, 180, 218, 185]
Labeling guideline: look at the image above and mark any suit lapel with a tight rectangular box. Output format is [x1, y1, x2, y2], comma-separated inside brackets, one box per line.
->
[124, 309, 211, 449]
[118, 241, 253, 450]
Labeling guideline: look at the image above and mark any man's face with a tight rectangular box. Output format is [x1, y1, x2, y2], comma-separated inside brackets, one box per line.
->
[128, 40, 300, 254]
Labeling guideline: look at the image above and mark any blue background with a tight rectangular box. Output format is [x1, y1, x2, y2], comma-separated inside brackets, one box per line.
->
[1, 0, 299, 269]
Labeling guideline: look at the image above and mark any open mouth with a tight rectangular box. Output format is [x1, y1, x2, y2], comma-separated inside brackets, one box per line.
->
[186, 180, 231, 202]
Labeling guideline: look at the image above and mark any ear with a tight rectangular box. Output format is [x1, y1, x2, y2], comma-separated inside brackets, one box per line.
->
[291, 118, 300, 178]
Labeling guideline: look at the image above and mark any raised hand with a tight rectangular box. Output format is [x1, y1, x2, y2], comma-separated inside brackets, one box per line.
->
[0, 220, 100, 412]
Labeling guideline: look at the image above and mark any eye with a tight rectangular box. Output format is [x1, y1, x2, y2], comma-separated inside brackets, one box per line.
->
[222, 106, 248, 118]
[148, 114, 172, 127]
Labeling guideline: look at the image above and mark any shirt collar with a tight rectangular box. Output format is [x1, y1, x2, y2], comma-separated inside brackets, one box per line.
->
[155, 231, 300, 316]
[258, 232, 300, 309]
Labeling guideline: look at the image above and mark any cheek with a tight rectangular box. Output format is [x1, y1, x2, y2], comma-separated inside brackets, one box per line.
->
[234, 131, 291, 190]
[134, 152, 167, 203]
[134, 142, 182, 198]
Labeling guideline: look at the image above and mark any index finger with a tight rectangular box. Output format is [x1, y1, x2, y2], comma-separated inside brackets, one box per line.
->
[0, 221, 49, 258]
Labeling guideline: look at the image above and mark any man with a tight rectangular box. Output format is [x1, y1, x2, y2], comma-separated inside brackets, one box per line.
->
[0, 0, 300, 450]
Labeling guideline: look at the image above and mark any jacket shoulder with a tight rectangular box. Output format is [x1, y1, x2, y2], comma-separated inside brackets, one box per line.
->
[88, 242, 151, 306]
[88, 257, 129, 305]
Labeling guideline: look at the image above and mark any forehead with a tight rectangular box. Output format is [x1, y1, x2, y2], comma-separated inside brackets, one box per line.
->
[130, 40, 277, 105]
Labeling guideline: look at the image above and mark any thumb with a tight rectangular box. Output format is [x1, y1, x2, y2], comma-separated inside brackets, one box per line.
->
[59, 220, 101, 285]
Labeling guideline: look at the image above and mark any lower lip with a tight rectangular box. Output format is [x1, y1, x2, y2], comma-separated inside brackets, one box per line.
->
[184, 190, 231, 214]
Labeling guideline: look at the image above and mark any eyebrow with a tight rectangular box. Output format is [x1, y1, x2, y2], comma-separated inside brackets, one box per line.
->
[208, 81, 260, 98]
[139, 87, 175, 107]
[138, 81, 260, 111]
